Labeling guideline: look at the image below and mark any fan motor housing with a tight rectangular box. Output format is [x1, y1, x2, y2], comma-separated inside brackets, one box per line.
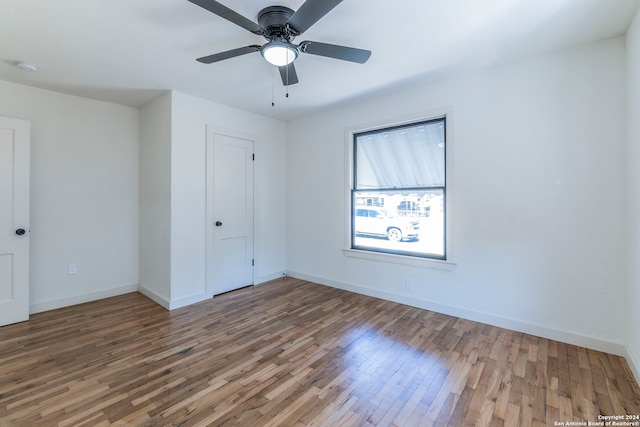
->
[258, 6, 295, 38]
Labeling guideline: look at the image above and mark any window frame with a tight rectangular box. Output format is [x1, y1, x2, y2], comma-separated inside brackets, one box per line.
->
[343, 108, 456, 270]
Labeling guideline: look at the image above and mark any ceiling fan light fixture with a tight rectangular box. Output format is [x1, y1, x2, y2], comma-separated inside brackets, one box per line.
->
[261, 41, 297, 66]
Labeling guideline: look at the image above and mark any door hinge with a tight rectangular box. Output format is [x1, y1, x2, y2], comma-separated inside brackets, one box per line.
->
[252, 259, 255, 266]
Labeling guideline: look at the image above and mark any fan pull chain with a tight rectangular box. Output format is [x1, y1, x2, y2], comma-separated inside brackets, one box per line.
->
[270, 65, 293, 106]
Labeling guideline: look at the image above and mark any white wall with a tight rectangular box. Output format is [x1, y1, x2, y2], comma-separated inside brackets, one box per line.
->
[139, 92, 172, 306]
[0, 80, 139, 312]
[287, 37, 628, 355]
[170, 92, 288, 306]
[0, 81, 285, 313]
[138, 91, 288, 309]
[627, 7, 640, 381]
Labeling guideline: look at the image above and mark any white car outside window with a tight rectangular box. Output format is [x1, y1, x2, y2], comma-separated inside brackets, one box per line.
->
[354, 208, 420, 242]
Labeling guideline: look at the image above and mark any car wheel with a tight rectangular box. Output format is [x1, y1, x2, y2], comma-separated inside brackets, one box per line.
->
[387, 228, 402, 242]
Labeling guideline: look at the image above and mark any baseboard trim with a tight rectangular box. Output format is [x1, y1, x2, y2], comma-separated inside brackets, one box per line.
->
[286, 271, 627, 357]
[138, 285, 170, 310]
[624, 346, 640, 386]
[30, 284, 139, 314]
[169, 292, 209, 311]
[255, 271, 287, 285]
[137, 272, 288, 311]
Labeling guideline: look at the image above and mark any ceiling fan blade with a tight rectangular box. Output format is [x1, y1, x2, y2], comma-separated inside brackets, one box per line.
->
[197, 45, 261, 64]
[286, 0, 342, 34]
[278, 63, 299, 86]
[299, 41, 371, 64]
[187, 0, 263, 34]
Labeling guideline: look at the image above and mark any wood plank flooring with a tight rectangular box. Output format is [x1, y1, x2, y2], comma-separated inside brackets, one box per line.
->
[0, 277, 638, 426]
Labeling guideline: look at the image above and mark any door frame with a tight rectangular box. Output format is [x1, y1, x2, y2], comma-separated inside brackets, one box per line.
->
[205, 125, 257, 297]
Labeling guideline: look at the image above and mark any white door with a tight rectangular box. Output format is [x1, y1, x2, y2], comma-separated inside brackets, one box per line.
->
[206, 128, 254, 296]
[0, 117, 30, 326]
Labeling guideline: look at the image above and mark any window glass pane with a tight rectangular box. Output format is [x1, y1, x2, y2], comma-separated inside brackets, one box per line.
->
[355, 119, 445, 190]
[352, 189, 445, 258]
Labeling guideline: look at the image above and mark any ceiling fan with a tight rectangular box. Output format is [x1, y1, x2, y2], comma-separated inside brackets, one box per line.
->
[187, 0, 372, 86]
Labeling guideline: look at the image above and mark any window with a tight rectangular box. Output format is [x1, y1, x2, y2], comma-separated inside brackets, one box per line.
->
[350, 116, 448, 261]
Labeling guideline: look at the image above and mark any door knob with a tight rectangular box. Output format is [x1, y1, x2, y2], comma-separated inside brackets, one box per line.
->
[215, 221, 222, 227]
[15, 228, 26, 236]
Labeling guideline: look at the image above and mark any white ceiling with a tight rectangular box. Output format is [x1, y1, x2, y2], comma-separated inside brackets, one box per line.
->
[1, 0, 638, 121]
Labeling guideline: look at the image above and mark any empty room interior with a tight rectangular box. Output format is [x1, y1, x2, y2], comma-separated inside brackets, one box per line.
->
[2, 0, 640, 425]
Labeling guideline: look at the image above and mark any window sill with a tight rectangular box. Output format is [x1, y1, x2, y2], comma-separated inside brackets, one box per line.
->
[343, 248, 457, 271]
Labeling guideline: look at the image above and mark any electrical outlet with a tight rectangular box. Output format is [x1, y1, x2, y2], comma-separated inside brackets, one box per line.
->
[404, 278, 414, 290]
[68, 263, 77, 275]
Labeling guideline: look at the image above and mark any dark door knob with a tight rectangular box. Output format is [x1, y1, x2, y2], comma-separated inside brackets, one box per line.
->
[15, 228, 26, 236]
[215, 221, 222, 227]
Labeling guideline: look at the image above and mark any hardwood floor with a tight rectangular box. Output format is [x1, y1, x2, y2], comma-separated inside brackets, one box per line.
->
[1, 277, 638, 426]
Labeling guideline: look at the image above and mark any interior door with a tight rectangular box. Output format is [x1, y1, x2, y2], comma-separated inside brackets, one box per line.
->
[206, 128, 254, 296]
[0, 116, 30, 326]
